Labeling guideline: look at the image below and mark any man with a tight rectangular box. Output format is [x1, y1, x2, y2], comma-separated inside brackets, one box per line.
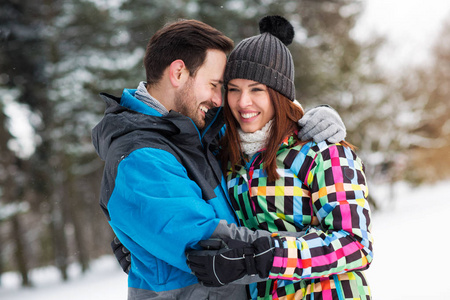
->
[92, 19, 345, 299]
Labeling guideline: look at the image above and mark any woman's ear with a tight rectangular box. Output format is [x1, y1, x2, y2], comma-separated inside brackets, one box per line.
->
[168, 59, 189, 87]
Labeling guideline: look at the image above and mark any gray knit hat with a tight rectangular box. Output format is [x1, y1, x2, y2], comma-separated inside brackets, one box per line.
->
[224, 15, 295, 101]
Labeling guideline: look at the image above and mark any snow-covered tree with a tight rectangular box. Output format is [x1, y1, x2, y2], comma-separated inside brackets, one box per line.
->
[1, 0, 419, 284]
[401, 17, 450, 183]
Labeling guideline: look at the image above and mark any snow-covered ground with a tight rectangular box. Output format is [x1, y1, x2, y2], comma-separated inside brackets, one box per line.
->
[0, 181, 449, 299]
[366, 180, 450, 299]
[0, 256, 128, 300]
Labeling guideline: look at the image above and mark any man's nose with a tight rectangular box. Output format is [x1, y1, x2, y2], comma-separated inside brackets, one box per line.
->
[212, 89, 222, 107]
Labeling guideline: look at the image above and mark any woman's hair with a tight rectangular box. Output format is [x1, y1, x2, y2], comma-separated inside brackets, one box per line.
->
[220, 88, 354, 182]
[221, 87, 304, 182]
[144, 19, 234, 87]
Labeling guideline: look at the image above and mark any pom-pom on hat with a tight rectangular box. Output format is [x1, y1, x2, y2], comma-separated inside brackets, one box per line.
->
[224, 15, 295, 101]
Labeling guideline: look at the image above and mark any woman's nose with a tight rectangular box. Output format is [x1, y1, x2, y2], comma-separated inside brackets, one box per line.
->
[238, 92, 252, 107]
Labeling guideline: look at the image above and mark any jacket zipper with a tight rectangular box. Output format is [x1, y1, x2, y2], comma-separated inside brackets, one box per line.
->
[244, 153, 262, 217]
[333, 274, 344, 300]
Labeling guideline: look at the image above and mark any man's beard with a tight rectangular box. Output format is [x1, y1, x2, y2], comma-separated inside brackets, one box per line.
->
[174, 78, 206, 129]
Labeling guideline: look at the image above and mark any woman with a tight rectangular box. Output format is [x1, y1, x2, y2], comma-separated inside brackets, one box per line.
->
[187, 16, 373, 300]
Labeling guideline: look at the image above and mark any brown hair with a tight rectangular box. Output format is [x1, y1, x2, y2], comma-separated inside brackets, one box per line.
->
[144, 19, 234, 86]
[220, 88, 354, 182]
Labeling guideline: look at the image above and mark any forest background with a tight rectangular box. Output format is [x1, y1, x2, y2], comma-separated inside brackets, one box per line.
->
[1, 0, 449, 288]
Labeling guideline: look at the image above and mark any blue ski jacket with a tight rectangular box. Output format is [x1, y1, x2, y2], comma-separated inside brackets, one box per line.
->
[92, 89, 251, 299]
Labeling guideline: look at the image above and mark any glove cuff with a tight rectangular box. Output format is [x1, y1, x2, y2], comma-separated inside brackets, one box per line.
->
[244, 247, 258, 275]
[253, 236, 275, 278]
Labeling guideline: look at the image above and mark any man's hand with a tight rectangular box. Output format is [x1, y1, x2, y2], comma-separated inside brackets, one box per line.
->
[111, 236, 131, 274]
[186, 237, 274, 287]
[298, 106, 346, 143]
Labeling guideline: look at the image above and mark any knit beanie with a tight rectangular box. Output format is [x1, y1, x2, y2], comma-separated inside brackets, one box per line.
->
[224, 15, 295, 101]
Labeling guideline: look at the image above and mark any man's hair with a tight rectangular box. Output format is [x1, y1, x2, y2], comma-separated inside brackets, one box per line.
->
[144, 19, 234, 86]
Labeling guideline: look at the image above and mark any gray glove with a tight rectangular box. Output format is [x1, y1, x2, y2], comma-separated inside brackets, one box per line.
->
[298, 105, 346, 143]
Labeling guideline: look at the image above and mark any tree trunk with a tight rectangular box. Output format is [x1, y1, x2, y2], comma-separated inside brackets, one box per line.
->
[0, 222, 3, 287]
[49, 186, 69, 281]
[67, 179, 90, 273]
[11, 214, 32, 287]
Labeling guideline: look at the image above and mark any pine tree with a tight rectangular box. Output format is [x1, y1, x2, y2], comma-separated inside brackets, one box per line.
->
[0, 0, 46, 286]
[0, 0, 396, 283]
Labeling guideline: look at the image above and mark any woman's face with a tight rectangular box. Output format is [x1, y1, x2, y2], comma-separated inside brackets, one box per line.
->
[227, 79, 275, 133]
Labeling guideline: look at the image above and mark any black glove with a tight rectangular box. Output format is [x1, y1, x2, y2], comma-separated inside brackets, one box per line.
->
[111, 236, 131, 274]
[186, 236, 274, 287]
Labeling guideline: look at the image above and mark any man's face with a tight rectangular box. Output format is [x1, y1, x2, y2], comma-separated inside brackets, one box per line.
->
[174, 49, 226, 129]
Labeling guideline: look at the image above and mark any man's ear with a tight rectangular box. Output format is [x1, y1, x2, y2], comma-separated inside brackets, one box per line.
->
[169, 59, 189, 88]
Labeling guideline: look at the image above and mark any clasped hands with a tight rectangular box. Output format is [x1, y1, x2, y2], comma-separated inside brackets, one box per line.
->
[186, 236, 274, 287]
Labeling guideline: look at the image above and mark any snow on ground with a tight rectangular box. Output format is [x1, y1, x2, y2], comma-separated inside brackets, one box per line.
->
[0, 256, 128, 300]
[366, 180, 450, 299]
[0, 181, 449, 299]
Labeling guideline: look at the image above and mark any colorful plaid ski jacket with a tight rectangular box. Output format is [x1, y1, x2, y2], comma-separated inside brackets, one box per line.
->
[226, 134, 373, 299]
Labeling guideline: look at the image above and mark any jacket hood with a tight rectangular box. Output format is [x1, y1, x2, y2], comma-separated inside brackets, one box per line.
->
[92, 93, 177, 161]
[92, 91, 223, 161]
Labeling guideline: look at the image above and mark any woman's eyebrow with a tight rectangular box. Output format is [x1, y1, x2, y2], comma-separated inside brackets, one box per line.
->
[227, 82, 263, 88]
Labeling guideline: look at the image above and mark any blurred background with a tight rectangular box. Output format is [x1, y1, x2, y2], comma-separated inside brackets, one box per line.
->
[0, 0, 449, 297]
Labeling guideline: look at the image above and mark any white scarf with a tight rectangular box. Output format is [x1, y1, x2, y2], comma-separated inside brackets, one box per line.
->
[238, 120, 273, 158]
